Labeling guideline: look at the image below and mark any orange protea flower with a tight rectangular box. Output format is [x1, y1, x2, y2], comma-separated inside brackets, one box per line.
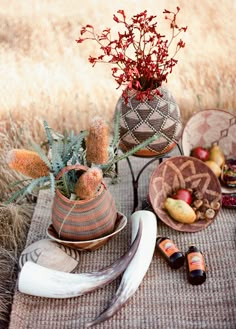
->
[74, 167, 103, 200]
[6, 149, 50, 178]
[86, 117, 109, 165]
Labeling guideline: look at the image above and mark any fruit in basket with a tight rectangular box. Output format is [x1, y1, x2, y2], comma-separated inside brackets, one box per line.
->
[204, 160, 221, 177]
[208, 144, 225, 168]
[172, 188, 192, 205]
[190, 147, 209, 161]
[164, 198, 196, 224]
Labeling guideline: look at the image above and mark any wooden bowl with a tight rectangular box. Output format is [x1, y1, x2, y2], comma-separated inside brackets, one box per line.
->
[47, 212, 127, 251]
[148, 156, 222, 232]
[182, 109, 236, 158]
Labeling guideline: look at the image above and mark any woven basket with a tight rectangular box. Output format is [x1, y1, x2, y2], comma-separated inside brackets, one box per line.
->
[182, 109, 236, 158]
[148, 156, 222, 232]
[51, 165, 117, 241]
[116, 87, 182, 157]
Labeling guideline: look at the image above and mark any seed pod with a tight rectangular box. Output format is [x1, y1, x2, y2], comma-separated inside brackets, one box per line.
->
[202, 199, 210, 208]
[205, 208, 215, 220]
[196, 211, 205, 221]
[193, 199, 203, 209]
[210, 200, 221, 210]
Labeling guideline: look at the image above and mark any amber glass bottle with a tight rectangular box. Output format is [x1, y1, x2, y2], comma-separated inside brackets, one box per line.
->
[186, 245, 206, 285]
[156, 237, 185, 269]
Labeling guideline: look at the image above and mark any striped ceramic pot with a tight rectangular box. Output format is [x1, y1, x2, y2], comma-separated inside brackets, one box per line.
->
[51, 165, 117, 241]
[116, 87, 182, 157]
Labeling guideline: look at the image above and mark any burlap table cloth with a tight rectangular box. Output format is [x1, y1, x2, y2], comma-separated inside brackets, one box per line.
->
[9, 157, 236, 329]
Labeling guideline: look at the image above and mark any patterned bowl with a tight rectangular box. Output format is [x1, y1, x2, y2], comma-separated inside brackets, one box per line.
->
[148, 156, 222, 232]
[47, 212, 127, 251]
[181, 109, 236, 158]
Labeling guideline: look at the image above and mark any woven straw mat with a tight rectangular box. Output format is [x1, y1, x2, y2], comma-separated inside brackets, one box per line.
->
[9, 156, 236, 329]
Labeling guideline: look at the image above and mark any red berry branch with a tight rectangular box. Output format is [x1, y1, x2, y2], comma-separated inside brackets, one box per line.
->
[76, 7, 187, 102]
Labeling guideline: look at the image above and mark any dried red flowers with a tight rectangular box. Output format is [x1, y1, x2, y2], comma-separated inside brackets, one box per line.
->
[76, 7, 187, 102]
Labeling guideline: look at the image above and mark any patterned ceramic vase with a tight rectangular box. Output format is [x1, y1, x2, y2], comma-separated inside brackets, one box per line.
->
[51, 165, 117, 241]
[116, 87, 182, 157]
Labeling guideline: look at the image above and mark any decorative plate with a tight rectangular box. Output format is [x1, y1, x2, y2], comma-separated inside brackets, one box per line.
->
[47, 212, 127, 251]
[148, 156, 222, 232]
[182, 109, 236, 158]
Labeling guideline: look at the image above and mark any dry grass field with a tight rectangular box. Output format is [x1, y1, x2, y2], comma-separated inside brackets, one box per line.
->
[0, 0, 235, 326]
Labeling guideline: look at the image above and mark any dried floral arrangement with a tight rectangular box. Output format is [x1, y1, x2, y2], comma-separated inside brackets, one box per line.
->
[76, 7, 187, 101]
[6, 111, 158, 202]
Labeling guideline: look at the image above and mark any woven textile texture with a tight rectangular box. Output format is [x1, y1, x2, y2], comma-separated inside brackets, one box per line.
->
[117, 87, 182, 156]
[9, 156, 236, 329]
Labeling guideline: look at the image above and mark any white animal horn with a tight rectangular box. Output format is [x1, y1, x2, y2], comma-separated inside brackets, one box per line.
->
[86, 210, 157, 327]
[17, 221, 142, 298]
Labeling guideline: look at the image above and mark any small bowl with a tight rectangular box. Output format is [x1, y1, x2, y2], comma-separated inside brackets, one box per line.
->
[221, 158, 236, 188]
[47, 212, 127, 251]
[182, 109, 236, 158]
[148, 156, 222, 232]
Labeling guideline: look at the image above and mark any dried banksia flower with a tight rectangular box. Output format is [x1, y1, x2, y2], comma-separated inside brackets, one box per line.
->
[86, 117, 109, 165]
[74, 167, 103, 200]
[6, 149, 50, 178]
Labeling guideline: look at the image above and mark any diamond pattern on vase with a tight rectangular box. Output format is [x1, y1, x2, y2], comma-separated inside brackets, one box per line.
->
[132, 122, 156, 140]
[122, 139, 139, 150]
[136, 106, 153, 121]
[148, 117, 164, 131]
[121, 132, 138, 145]
[116, 86, 182, 156]
[124, 111, 141, 128]
[149, 140, 170, 153]
[168, 102, 181, 120]
[146, 97, 160, 110]
[119, 125, 129, 139]
[161, 124, 177, 141]
[156, 103, 170, 117]
[161, 117, 182, 141]
[130, 96, 142, 110]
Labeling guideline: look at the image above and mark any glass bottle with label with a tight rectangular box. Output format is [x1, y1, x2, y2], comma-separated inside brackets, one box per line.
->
[156, 237, 185, 269]
[186, 245, 206, 285]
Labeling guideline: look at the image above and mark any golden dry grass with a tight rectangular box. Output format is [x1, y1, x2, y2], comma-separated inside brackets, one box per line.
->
[0, 0, 235, 133]
[0, 203, 34, 325]
[0, 0, 235, 198]
[0, 1, 235, 324]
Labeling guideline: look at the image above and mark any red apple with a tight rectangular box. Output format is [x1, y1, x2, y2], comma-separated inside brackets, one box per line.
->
[191, 146, 209, 161]
[172, 189, 192, 205]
